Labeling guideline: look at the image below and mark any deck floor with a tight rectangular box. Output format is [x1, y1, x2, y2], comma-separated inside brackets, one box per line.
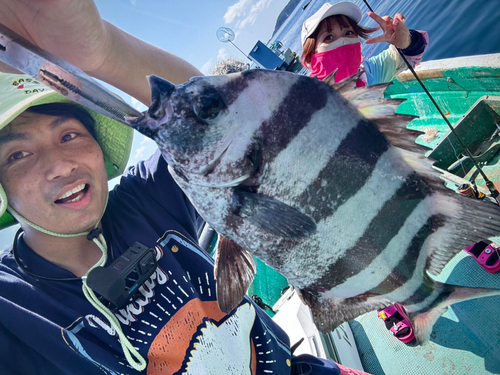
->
[350, 247, 500, 375]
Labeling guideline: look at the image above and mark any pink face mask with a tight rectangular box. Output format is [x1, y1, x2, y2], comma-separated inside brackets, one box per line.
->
[310, 42, 363, 84]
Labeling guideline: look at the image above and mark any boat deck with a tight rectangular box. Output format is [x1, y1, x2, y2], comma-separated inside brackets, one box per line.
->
[351, 250, 500, 374]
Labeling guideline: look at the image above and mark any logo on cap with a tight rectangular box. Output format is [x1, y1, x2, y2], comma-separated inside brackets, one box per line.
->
[11, 78, 45, 95]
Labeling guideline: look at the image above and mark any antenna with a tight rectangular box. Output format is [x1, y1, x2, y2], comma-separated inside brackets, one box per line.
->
[216, 27, 248, 59]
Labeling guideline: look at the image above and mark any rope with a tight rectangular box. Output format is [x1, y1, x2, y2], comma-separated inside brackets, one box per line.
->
[8, 196, 147, 371]
[81, 233, 147, 371]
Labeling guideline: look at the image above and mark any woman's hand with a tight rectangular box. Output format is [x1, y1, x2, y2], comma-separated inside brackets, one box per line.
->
[365, 12, 412, 49]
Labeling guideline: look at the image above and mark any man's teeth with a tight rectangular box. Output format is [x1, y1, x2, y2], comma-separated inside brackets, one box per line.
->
[66, 195, 84, 203]
[58, 184, 86, 200]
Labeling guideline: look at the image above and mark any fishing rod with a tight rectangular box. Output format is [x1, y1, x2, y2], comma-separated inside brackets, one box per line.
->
[362, 0, 500, 204]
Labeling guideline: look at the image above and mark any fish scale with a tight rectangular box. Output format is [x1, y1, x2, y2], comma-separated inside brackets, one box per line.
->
[131, 70, 500, 345]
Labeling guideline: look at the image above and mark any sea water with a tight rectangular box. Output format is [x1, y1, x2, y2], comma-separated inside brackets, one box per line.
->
[269, 0, 500, 63]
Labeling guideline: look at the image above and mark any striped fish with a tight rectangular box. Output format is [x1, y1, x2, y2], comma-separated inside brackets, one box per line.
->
[131, 70, 500, 345]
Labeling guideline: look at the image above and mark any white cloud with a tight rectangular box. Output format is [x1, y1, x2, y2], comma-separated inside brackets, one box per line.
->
[225, 0, 274, 33]
[224, 0, 254, 24]
[201, 60, 214, 76]
[237, 0, 273, 29]
[134, 136, 156, 159]
[201, 48, 233, 75]
[217, 48, 231, 61]
[134, 146, 147, 159]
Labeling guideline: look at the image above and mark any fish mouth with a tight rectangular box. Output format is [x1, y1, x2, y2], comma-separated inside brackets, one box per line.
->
[188, 141, 252, 188]
[190, 174, 252, 189]
[197, 142, 232, 177]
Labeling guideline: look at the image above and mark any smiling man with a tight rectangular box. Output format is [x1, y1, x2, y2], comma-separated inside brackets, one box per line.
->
[0, 71, 298, 374]
[0, 1, 374, 375]
[0, 1, 303, 374]
[0, 101, 109, 277]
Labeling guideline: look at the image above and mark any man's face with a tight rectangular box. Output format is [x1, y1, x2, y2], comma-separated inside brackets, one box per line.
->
[0, 111, 108, 234]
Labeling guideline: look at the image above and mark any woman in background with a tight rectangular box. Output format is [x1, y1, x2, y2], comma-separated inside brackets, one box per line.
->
[301, 1, 428, 86]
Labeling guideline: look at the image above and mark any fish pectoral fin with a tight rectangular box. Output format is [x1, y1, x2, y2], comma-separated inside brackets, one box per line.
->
[232, 189, 317, 239]
[215, 237, 256, 313]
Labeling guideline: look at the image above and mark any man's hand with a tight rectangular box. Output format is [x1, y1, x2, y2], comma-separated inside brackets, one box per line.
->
[0, 0, 202, 104]
[365, 12, 412, 50]
[0, 0, 111, 73]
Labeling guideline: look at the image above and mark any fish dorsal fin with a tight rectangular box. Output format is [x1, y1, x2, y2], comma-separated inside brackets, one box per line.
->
[322, 69, 338, 86]
[329, 78, 500, 275]
[324, 71, 363, 93]
[326, 74, 428, 156]
[215, 237, 256, 313]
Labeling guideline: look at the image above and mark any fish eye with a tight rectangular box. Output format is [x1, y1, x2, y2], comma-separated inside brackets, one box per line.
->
[193, 95, 223, 120]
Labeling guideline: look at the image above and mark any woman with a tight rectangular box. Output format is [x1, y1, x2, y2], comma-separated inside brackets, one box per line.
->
[301, 2, 428, 86]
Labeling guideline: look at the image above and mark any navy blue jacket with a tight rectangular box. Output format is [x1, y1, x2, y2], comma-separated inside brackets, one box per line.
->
[0, 150, 292, 374]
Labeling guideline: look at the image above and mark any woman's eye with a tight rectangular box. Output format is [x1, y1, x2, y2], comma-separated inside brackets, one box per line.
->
[61, 132, 78, 142]
[345, 30, 354, 36]
[324, 34, 334, 42]
[8, 150, 30, 162]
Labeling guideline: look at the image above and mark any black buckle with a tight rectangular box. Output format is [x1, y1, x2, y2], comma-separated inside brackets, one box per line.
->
[87, 228, 102, 241]
[291, 362, 313, 375]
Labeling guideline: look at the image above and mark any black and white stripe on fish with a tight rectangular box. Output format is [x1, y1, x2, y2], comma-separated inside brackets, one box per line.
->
[131, 70, 500, 345]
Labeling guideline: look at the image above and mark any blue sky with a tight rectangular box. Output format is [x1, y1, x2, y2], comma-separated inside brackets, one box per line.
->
[0, 0, 291, 249]
[97, 0, 291, 180]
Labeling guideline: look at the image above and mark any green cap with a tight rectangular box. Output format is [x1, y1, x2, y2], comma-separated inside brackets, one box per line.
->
[0, 73, 134, 230]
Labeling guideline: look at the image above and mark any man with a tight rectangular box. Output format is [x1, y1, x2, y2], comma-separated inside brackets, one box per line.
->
[0, 1, 299, 374]
[0, 1, 371, 374]
[0, 76, 294, 374]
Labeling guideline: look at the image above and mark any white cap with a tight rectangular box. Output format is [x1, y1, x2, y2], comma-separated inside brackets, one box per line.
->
[301, 2, 363, 46]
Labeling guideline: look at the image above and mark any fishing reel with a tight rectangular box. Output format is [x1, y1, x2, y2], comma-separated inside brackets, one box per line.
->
[86, 242, 157, 309]
[458, 182, 485, 200]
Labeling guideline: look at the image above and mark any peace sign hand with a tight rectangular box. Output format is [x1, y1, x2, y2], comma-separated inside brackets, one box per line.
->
[365, 12, 412, 49]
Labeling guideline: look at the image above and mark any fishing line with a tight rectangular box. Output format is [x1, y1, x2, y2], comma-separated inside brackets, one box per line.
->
[447, 139, 468, 177]
[362, 0, 500, 204]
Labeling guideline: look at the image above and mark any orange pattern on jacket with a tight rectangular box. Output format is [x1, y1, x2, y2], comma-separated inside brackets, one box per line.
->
[147, 299, 257, 374]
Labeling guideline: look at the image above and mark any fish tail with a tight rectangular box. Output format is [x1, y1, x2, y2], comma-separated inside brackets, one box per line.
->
[408, 281, 500, 345]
